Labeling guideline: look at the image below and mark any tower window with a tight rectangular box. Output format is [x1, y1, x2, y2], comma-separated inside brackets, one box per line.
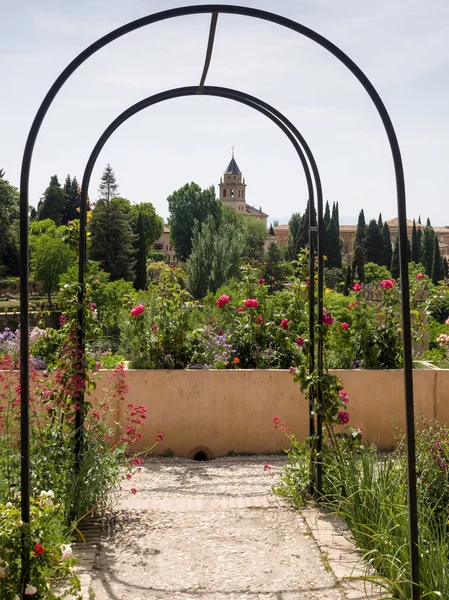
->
[231, 189, 234, 198]
[223, 189, 226, 198]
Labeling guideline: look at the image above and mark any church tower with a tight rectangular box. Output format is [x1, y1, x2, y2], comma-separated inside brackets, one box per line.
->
[218, 150, 247, 213]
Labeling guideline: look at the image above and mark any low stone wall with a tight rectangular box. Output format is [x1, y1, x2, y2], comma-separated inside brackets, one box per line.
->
[91, 369, 449, 458]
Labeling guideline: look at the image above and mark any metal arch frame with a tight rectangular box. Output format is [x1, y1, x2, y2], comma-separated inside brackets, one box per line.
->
[75, 84, 321, 492]
[18, 5, 419, 598]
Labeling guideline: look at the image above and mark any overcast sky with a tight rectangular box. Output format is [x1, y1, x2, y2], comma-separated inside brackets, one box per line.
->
[2, 0, 448, 226]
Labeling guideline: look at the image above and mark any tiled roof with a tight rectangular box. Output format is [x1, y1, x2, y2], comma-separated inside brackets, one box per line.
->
[224, 157, 242, 175]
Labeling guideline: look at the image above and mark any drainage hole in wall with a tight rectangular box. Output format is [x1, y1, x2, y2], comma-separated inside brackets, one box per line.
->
[193, 450, 208, 461]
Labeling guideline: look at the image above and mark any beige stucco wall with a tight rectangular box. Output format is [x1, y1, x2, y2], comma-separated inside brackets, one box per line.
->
[91, 369, 449, 458]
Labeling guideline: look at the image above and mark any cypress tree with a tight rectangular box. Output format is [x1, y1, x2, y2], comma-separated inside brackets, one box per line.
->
[391, 238, 400, 279]
[324, 201, 331, 229]
[298, 200, 316, 249]
[352, 209, 366, 281]
[411, 219, 420, 263]
[365, 219, 384, 265]
[332, 202, 340, 229]
[443, 256, 448, 279]
[382, 222, 392, 268]
[269, 223, 275, 237]
[286, 212, 302, 261]
[343, 265, 352, 296]
[377, 213, 383, 231]
[326, 216, 341, 268]
[63, 175, 80, 223]
[431, 236, 444, 285]
[421, 223, 435, 276]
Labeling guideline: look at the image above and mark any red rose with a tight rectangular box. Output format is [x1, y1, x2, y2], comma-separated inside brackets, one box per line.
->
[244, 298, 259, 308]
[280, 319, 289, 330]
[258, 278, 265, 285]
[216, 295, 230, 308]
[295, 337, 305, 346]
[340, 322, 350, 330]
[130, 304, 145, 317]
[380, 279, 395, 289]
[352, 283, 361, 291]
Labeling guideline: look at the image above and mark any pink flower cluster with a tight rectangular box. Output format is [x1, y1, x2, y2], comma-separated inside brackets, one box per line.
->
[216, 295, 230, 308]
[280, 319, 289, 330]
[380, 279, 395, 289]
[352, 283, 361, 292]
[130, 304, 145, 317]
[446, 317, 449, 325]
[272, 415, 291, 433]
[321, 309, 334, 326]
[340, 322, 350, 331]
[244, 298, 259, 308]
[437, 334, 449, 347]
[337, 411, 350, 425]
[416, 273, 425, 280]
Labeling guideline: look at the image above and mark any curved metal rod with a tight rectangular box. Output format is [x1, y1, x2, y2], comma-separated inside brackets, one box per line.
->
[18, 5, 418, 596]
[76, 86, 320, 488]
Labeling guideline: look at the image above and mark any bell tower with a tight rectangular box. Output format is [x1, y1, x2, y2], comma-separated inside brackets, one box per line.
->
[218, 148, 247, 213]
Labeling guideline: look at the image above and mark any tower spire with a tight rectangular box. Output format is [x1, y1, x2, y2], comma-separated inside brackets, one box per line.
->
[231, 144, 235, 158]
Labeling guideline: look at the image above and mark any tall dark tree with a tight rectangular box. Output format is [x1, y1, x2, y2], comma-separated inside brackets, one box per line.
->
[443, 257, 449, 279]
[298, 200, 316, 248]
[63, 175, 80, 223]
[431, 236, 444, 285]
[411, 219, 420, 263]
[323, 201, 331, 229]
[390, 238, 400, 279]
[421, 222, 436, 276]
[0, 169, 5, 178]
[352, 209, 366, 281]
[37, 175, 67, 224]
[269, 223, 275, 237]
[381, 222, 392, 268]
[326, 217, 341, 268]
[134, 211, 147, 290]
[332, 202, 340, 229]
[365, 219, 384, 265]
[0, 176, 20, 276]
[343, 265, 352, 296]
[98, 164, 119, 201]
[377, 213, 383, 231]
[88, 198, 136, 281]
[168, 182, 220, 261]
[286, 212, 302, 261]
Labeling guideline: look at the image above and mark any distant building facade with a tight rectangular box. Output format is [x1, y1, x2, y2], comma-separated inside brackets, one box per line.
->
[273, 217, 449, 264]
[152, 224, 177, 263]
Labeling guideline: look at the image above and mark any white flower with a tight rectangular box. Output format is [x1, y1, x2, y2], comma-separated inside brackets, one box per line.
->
[25, 584, 38, 595]
[60, 544, 73, 560]
[5, 502, 12, 508]
[13, 595, 20, 600]
[46, 490, 54, 498]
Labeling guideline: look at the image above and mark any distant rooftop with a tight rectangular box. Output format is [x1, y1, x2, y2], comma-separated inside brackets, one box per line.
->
[224, 156, 242, 175]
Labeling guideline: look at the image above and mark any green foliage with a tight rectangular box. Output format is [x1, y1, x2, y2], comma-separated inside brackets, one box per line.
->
[167, 182, 220, 261]
[381, 221, 392, 268]
[364, 262, 391, 284]
[432, 235, 444, 285]
[98, 163, 118, 201]
[263, 242, 285, 292]
[390, 237, 400, 279]
[352, 209, 366, 281]
[148, 251, 166, 262]
[324, 267, 345, 291]
[134, 211, 147, 290]
[286, 212, 302, 261]
[63, 174, 80, 223]
[240, 216, 267, 264]
[37, 175, 67, 225]
[325, 216, 341, 269]
[421, 222, 436, 276]
[298, 200, 316, 248]
[411, 219, 420, 263]
[0, 177, 20, 277]
[365, 219, 384, 265]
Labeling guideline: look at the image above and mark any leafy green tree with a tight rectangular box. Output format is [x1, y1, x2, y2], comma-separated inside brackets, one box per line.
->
[381, 222, 392, 268]
[364, 262, 392, 284]
[0, 175, 20, 276]
[365, 219, 384, 265]
[431, 236, 444, 285]
[240, 217, 267, 264]
[37, 175, 67, 224]
[411, 219, 420, 263]
[421, 222, 435, 276]
[390, 239, 400, 279]
[168, 182, 220, 261]
[324, 267, 345, 291]
[30, 224, 74, 305]
[352, 209, 366, 281]
[88, 198, 136, 281]
[98, 164, 118, 201]
[263, 242, 285, 292]
[187, 212, 242, 299]
[286, 212, 302, 261]
[134, 211, 147, 290]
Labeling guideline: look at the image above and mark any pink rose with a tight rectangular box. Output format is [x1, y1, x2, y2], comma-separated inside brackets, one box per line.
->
[353, 283, 361, 291]
[263, 464, 272, 471]
[244, 298, 259, 308]
[236, 307, 244, 313]
[340, 322, 350, 330]
[445, 317, 449, 325]
[339, 391, 349, 404]
[256, 315, 263, 323]
[216, 295, 230, 308]
[416, 273, 425, 280]
[130, 304, 145, 317]
[295, 337, 305, 347]
[380, 279, 395, 289]
[280, 318, 289, 330]
[321, 309, 334, 326]
[337, 411, 350, 425]
[258, 278, 265, 285]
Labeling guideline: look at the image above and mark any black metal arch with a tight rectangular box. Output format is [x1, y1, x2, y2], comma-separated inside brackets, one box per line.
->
[19, 5, 418, 598]
[75, 85, 321, 490]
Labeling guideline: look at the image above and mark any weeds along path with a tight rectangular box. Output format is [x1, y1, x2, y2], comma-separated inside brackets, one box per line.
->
[89, 456, 345, 600]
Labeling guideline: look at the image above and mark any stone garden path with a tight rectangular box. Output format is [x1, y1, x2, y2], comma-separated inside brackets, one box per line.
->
[84, 456, 380, 600]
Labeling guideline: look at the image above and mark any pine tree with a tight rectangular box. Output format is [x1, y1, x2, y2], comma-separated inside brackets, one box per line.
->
[431, 236, 444, 285]
[390, 238, 400, 279]
[378, 213, 383, 231]
[365, 219, 384, 265]
[63, 175, 80, 223]
[332, 202, 340, 229]
[411, 219, 420, 263]
[134, 211, 147, 290]
[421, 223, 435, 276]
[286, 212, 302, 261]
[343, 265, 352, 296]
[98, 164, 119, 201]
[37, 175, 67, 224]
[352, 209, 366, 281]
[0, 169, 5, 179]
[381, 222, 392, 268]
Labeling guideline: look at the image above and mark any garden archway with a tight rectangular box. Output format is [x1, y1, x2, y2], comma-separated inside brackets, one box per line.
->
[19, 5, 419, 597]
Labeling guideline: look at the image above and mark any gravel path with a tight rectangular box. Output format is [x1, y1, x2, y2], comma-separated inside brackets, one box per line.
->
[89, 456, 346, 600]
